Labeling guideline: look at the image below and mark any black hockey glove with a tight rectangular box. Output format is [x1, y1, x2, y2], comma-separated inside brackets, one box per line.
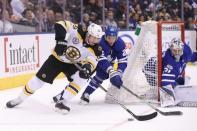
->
[176, 76, 184, 85]
[79, 63, 92, 79]
[54, 42, 67, 56]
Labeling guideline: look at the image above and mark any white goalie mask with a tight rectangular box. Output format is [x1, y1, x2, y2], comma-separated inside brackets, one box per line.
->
[170, 38, 184, 62]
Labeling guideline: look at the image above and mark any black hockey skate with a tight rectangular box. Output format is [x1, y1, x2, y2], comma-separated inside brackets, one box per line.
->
[80, 93, 90, 105]
[53, 90, 64, 103]
[55, 102, 70, 114]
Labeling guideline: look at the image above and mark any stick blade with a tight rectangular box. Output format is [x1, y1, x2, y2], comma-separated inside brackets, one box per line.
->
[133, 112, 158, 121]
[159, 111, 183, 116]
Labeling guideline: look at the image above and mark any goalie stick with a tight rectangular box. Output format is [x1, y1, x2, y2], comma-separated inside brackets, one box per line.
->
[121, 85, 183, 116]
[66, 56, 157, 121]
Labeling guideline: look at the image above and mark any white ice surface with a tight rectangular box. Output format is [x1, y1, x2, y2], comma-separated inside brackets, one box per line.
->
[0, 65, 197, 131]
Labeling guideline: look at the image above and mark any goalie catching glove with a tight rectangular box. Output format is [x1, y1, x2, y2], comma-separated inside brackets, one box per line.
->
[79, 63, 93, 79]
[109, 69, 123, 89]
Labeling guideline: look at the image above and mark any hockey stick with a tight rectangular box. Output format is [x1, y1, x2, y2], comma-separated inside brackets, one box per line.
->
[121, 85, 183, 116]
[66, 57, 157, 121]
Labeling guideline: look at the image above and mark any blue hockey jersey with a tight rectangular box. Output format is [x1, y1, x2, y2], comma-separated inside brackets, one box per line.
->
[143, 44, 193, 87]
[190, 52, 197, 62]
[98, 36, 128, 73]
[161, 44, 192, 87]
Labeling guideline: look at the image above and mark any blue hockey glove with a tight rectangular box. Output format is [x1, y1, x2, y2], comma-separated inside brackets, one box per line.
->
[109, 70, 123, 89]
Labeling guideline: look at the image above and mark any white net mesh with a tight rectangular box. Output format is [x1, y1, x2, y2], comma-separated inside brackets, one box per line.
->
[105, 21, 184, 104]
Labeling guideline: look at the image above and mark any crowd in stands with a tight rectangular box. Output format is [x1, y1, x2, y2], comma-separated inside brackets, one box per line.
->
[0, 0, 196, 33]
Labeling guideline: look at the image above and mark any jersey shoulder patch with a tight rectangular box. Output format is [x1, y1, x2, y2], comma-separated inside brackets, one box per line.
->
[85, 44, 102, 57]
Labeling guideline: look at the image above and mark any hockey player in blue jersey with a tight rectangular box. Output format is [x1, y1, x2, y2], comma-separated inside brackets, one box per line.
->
[79, 25, 128, 104]
[143, 38, 194, 107]
[161, 38, 192, 87]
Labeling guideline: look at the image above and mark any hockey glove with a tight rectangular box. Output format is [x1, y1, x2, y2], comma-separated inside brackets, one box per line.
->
[54, 41, 67, 56]
[176, 76, 184, 85]
[109, 70, 123, 89]
[79, 63, 92, 79]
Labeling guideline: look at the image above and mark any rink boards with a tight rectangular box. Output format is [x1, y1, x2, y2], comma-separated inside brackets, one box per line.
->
[0, 31, 196, 90]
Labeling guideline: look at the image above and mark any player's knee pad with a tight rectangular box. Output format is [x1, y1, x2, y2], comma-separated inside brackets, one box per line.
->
[24, 76, 45, 95]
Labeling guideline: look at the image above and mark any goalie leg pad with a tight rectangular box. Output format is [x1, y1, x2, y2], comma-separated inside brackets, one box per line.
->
[160, 85, 176, 107]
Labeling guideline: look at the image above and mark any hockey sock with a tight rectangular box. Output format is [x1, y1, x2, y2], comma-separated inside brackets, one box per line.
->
[20, 76, 45, 100]
[63, 82, 81, 102]
[83, 75, 103, 95]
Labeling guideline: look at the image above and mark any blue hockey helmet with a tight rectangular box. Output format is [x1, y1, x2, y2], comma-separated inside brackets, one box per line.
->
[105, 26, 118, 37]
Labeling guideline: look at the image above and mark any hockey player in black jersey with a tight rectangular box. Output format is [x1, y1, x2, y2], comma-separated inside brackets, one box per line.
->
[6, 21, 103, 114]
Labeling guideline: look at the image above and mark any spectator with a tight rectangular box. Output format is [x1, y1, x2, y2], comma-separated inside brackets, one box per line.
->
[0, 10, 14, 33]
[186, 17, 195, 29]
[0, 0, 196, 31]
[89, 11, 97, 24]
[42, 9, 55, 32]
[105, 10, 117, 27]
[54, 10, 63, 22]
[22, 9, 39, 26]
[63, 10, 71, 21]
[0, 0, 3, 19]
[82, 13, 91, 26]
[115, 1, 126, 28]
[129, 13, 139, 29]
[10, 0, 26, 19]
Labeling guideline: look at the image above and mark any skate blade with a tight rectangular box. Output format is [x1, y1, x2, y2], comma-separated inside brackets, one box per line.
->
[54, 107, 70, 115]
[79, 100, 89, 105]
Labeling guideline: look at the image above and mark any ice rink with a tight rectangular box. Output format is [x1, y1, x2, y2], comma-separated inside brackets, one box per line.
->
[0, 65, 197, 131]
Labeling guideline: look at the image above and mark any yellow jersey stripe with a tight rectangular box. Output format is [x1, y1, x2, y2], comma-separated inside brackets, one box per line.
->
[26, 85, 34, 94]
[70, 82, 81, 91]
[23, 89, 31, 96]
[87, 48, 96, 56]
[56, 21, 68, 31]
[66, 87, 78, 95]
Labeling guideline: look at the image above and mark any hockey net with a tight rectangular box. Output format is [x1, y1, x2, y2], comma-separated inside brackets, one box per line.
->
[105, 21, 185, 104]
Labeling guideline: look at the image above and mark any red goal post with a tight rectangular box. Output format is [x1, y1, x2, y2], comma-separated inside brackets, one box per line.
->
[105, 21, 185, 104]
[157, 21, 185, 101]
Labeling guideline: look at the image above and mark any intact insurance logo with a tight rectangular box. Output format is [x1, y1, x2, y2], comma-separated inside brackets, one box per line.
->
[4, 36, 40, 73]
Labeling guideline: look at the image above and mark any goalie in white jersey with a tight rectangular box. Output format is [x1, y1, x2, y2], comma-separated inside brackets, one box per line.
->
[6, 21, 103, 114]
